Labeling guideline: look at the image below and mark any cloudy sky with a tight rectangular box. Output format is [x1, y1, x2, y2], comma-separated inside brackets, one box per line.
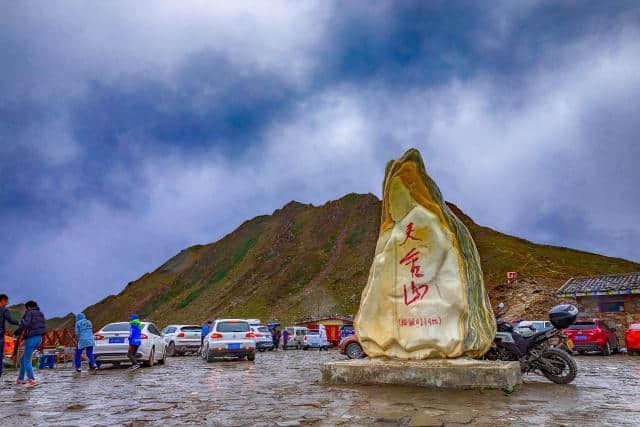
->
[2, 1, 639, 316]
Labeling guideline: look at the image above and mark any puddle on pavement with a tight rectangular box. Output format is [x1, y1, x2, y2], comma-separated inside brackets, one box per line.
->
[1, 352, 639, 425]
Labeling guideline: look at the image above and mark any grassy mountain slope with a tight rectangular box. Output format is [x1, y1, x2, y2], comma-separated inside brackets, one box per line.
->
[77, 193, 639, 329]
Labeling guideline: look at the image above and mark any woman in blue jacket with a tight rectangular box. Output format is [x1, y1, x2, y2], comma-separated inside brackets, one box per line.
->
[74, 313, 97, 372]
[14, 300, 46, 385]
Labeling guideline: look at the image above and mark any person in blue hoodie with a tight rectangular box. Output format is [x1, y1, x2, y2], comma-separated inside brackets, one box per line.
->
[128, 314, 142, 370]
[74, 313, 97, 372]
[200, 320, 212, 345]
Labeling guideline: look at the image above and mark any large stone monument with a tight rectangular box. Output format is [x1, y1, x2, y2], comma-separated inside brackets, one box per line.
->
[321, 148, 521, 389]
[356, 148, 495, 359]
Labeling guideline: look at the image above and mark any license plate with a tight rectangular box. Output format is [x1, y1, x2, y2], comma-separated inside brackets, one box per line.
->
[228, 343, 241, 349]
[576, 335, 587, 340]
[109, 337, 125, 344]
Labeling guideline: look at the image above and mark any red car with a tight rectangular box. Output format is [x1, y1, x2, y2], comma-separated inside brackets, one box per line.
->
[625, 322, 640, 356]
[563, 319, 620, 355]
[338, 335, 365, 359]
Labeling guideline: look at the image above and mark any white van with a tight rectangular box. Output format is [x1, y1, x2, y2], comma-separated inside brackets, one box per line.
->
[283, 326, 308, 349]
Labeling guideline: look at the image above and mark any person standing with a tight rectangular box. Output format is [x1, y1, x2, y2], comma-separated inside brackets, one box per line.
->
[74, 313, 97, 372]
[127, 314, 142, 370]
[200, 320, 212, 346]
[271, 327, 280, 351]
[0, 294, 20, 380]
[282, 328, 289, 350]
[14, 300, 46, 386]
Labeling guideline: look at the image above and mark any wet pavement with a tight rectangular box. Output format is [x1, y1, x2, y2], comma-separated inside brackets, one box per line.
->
[1, 351, 639, 426]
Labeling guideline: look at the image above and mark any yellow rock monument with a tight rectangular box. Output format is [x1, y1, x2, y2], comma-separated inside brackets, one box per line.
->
[355, 148, 496, 359]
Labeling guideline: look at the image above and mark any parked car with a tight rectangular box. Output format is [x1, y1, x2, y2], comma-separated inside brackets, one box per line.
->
[339, 335, 365, 359]
[515, 320, 552, 337]
[162, 324, 201, 356]
[339, 324, 355, 343]
[563, 319, 620, 355]
[250, 325, 274, 352]
[303, 326, 329, 350]
[625, 322, 640, 356]
[283, 326, 308, 349]
[94, 321, 167, 367]
[201, 319, 256, 362]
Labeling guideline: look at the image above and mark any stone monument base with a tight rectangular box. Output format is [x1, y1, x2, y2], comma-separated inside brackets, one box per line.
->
[321, 358, 521, 390]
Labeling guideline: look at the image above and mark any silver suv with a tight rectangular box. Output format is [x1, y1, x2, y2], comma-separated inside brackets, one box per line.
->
[201, 319, 256, 362]
[162, 324, 201, 356]
[250, 325, 274, 351]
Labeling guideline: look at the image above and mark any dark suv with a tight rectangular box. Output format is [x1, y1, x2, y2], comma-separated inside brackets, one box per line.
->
[563, 319, 620, 355]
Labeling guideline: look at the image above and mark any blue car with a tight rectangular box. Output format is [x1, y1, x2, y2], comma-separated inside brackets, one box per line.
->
[339, 325, 355, 343]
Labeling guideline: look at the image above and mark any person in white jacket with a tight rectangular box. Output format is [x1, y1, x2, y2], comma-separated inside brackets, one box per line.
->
[318, 324, 329, 351]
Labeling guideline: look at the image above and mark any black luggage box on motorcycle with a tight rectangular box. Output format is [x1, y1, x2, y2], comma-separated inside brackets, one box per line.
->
[549, 304, 578, 329]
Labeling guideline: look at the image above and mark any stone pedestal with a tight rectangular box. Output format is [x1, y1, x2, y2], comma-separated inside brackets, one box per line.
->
[321, 358, 521, 390]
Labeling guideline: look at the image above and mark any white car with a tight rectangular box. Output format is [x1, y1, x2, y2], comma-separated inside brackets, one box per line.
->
[283, 326, 308, 349]
[516, 320, 553, 337]
[94, 321, 167, 367]
[303, 325, 329, 350]
[201, 319, 256, 362]
[162, 324, 202, 356]
[250, 325, 274, 352]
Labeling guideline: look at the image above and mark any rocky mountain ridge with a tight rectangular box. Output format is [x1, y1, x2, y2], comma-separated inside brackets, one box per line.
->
[44, 193, 639, 329]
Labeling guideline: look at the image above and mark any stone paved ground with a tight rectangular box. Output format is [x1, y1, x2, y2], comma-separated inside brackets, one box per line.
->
[1, 350, 639, 426]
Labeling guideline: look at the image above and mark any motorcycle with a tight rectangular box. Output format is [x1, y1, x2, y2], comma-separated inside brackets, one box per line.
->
[485, 304, 578, 384]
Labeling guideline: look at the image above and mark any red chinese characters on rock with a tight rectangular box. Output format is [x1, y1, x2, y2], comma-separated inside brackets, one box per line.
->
[399, 222, 429, 306]
[400, 222, 420, 245]
[397, 317, 442, 328]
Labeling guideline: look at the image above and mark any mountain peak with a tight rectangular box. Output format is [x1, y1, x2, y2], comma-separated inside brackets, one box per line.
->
[75, 192, 640, 329]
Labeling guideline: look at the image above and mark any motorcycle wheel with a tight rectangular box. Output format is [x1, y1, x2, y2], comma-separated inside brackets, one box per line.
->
[540, 348, 577, 384]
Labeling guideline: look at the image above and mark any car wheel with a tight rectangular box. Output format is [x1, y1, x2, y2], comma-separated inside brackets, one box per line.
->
[166, 342, 176, 357]
[247, 352, 255, 362]
[206, 345, 216, 363]
[158, 347, 166, 365]
[303, 346, 308, 351]
[144, 347, 155, 367]
[346, 342, 363, 359]
[602, 342, 612, 356]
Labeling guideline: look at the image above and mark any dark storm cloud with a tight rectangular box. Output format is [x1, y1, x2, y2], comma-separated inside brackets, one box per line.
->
[1, 1, 639, 316]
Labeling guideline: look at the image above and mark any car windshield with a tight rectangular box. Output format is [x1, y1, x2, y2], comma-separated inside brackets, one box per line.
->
[307, 330, 319, 335]
[102, 322, 130, 332]
[630, 324, 640, 330]
[180, 326, 201, 332]
[568, 322, 596, 330]
[258, 327, 270, 333]
[217, 321, 250, 332]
